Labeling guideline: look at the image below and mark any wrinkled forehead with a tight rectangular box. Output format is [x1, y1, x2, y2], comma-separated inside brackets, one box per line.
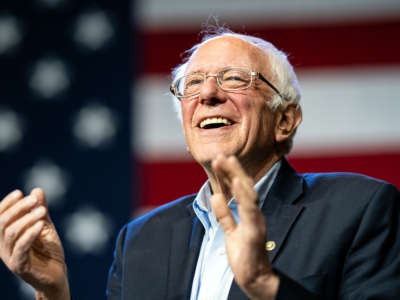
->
[186, 36, 271, 75]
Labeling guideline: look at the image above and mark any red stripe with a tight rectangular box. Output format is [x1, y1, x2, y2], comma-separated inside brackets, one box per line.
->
[135, 152, 400, 207]
[138, 17, 400, 75]
[287, 152, 400, 185]
[136, 159, 208, 207]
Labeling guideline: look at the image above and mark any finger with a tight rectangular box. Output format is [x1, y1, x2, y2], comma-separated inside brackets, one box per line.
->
[211, 193, 237, 234]
[232, 176, 258, 208]
[213, 160, 232, 197]
[30, 188, 52, 224]
[30, 188, 47, 208]
[232, 177, 262, 225]
[4, 206, 47, 256]
[225, 156, 254, 187]
[213, 155, 248, 182]
[212, 155, 230, 188]
[0, 195, 38, 234]
[29, 190, 61, 255]
[0, 190, 24, 214]
[226, 155, 250, 179]
[210, 193, 236, 233]
[212, 155, 253, 189]
[9, 220, 44, 275]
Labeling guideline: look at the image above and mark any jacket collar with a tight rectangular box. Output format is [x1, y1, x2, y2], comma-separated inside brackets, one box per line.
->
[228, 158, 305, 299]
[167, 196, 204, 299]
[167, 158, 305, 300]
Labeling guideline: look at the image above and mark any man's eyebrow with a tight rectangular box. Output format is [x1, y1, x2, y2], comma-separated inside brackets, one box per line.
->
[185, 66, 237, 75]
[186, 69, 204, 74]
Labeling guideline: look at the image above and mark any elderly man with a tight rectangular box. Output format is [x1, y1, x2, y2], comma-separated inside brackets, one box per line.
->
[1, 29, 400, 300]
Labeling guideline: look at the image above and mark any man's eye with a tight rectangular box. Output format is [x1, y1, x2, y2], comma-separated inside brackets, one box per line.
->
[225, 76, 245, 82]
[186, 79, 203, 87]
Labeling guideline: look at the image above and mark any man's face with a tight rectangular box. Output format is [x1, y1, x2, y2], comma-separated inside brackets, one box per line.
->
[181, 36, 279, 173]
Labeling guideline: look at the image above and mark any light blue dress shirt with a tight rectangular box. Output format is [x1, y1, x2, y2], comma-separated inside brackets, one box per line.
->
[190, 160, 281, 300]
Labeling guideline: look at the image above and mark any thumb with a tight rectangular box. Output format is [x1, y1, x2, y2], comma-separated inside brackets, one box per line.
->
[30, 188, 52, 224]
[29, 189, 65, 264]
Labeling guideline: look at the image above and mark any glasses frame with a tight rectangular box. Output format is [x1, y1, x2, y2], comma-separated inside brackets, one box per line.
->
[169, 67, 283, 100]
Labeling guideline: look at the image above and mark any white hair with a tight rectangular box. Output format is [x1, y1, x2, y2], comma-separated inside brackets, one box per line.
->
[170, 28, 302, 154]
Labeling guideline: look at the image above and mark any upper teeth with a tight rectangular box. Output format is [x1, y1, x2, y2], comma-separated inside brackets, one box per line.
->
[200, 117, 232, 128]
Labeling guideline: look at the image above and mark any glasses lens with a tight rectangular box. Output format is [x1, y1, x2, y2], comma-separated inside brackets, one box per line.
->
[220, 69, 251, 90]
[173, 68, 253, 98]
[176, 74, 204, 97]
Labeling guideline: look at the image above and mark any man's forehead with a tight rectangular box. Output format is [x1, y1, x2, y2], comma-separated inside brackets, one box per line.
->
[186, 36, 269, 73]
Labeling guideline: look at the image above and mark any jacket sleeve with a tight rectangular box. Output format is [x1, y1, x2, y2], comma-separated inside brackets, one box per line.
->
[275, 269, 322, 299]
[338, 183, 400, 299]
[275, 182, 400, 300]
[106, 225, 128, 300]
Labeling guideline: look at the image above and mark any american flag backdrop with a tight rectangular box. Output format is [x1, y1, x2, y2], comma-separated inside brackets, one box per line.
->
[1, 0, 400, 299]
[134, 0, 400, 213]
[0, 1, 132, 299]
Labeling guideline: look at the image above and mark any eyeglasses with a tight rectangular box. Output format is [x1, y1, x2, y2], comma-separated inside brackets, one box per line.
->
[169, 67, 283, 100]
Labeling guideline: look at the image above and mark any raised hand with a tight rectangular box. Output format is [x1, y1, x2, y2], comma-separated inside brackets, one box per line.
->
[210, 155, 279, 300]
[0, 188, 70, 300]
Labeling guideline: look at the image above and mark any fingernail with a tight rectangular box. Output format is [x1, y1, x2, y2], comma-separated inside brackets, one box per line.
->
[31, 187, 41, 194]
[33, 206, 45, 216]
[11, 190, 22, 198]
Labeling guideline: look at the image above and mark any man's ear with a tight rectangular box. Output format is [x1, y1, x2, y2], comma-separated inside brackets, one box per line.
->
[275, 103, 302, 143]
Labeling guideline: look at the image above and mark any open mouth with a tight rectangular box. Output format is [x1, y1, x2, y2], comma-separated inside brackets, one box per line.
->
[199, 117, 233, 129]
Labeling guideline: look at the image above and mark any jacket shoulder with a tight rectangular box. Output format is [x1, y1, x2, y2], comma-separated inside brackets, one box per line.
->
[303, 171, 394, 189]
[123, 194, 196, 240]
[301, 171, 399, 206]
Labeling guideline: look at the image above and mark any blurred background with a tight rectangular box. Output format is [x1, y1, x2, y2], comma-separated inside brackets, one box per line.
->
[1, 0, 400, 299]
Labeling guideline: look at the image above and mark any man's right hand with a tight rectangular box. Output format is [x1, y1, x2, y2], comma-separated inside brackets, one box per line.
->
[0, 188, 70, 300]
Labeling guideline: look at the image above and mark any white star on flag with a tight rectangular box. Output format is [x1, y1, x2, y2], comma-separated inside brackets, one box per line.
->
[73, 102, 118, 148]
[64, 206, 113, 255]
[0, 14, 22, 55]
[23, 160, 68, 206]
[0, 107, 24, 152]
[29, 57, 70, 99]
[74, 10, 114, 51]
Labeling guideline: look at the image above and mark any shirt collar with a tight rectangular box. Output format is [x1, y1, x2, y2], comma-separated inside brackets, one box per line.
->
[193, 159, 282, 230]
[254, 159, 281, 208]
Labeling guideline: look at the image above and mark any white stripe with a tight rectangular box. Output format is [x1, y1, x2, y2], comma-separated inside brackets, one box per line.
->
[135, 0, 400, 29]
[294, 66, 400, 156]
[133, 66, 400, 160]
[132, 76, 190, 160]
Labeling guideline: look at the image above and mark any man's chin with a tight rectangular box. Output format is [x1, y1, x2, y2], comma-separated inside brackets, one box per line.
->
[193, 150, 237, 167]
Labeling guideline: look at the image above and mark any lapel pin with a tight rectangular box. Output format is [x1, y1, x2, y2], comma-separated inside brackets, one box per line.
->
[265, 241, 276, 251]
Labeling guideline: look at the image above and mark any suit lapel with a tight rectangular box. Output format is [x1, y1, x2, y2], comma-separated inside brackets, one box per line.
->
[262, 158, 305, 263]
[228, 159, 305, 300]
[167, 200, 204, 299]
[264, 205, 304, 262]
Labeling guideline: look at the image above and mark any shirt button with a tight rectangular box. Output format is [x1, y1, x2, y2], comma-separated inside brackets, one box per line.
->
[218, 247, 226, 255]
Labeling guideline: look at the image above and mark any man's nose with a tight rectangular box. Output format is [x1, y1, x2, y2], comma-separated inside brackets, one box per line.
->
[198, 76, 226, 105]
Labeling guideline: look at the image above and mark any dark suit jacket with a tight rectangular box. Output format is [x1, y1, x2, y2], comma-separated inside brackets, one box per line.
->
[107, 159, 400, 299]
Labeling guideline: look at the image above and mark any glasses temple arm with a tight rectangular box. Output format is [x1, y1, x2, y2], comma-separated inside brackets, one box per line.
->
[257, 73, 284, 99]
